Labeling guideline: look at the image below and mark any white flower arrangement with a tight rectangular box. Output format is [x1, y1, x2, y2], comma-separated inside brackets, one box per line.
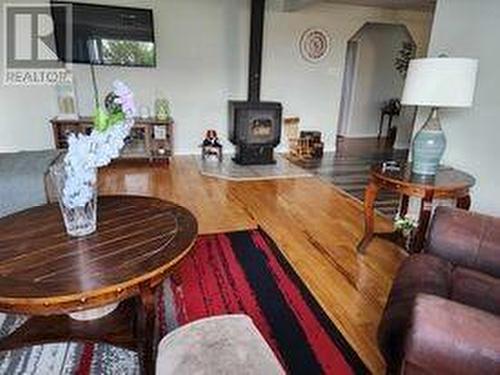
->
[61, 81, 136, 208]
[394, 215, 418, 237]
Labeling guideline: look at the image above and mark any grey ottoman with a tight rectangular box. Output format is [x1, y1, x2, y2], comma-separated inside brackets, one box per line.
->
[156, 315, 284, 374]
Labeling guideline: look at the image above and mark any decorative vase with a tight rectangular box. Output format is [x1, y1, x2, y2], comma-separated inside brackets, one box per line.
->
[411, 107, 446, 176]
[139, 104, 151, 119]
[50, 157, 98, 237]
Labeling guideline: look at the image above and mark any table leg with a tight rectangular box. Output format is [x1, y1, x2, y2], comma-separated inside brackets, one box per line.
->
[170, 266, 183, 286]
[400, 195, 410, 217]
[387, 114, 394, 132]
[378, 113, 385, 139]
[412, 193, 434, 253]
[357, 181, 379, 254]
[137, 285, 157, 375]
[457, 194, 471, 210]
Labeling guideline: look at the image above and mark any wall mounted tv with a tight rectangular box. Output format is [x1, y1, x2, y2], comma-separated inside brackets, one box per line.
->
[51, 2, 156, 67]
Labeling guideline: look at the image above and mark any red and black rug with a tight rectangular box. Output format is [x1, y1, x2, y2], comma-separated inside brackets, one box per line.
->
[0, 229, 368, 375]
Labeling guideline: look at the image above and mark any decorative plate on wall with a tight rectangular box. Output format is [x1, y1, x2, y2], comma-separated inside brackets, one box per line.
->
[299, 28, 331, 63]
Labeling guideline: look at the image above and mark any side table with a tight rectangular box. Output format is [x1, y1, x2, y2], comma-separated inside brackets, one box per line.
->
[357, 163, 475, 253]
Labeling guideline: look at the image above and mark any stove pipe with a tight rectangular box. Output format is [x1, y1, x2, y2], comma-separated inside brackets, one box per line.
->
[247, 0, 265, 103]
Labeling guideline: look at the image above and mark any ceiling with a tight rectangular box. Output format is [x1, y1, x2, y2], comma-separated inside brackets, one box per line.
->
[323, 0, 436, 11]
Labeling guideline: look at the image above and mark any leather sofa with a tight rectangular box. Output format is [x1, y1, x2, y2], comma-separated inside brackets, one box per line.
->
[378, 207, 500, 374]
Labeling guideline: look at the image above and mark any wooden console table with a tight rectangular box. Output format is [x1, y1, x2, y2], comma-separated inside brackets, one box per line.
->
[357, 163, 475, 254]
[0, 196, 198, 374]
[51, 117, 174, 162]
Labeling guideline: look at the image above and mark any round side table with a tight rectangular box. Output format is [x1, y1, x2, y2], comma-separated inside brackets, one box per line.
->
[357, 163, 475, 254]
[0, 196, 198, 375]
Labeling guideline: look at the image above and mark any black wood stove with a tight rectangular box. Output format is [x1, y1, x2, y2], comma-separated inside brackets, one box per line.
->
[228, 0, 282, 165]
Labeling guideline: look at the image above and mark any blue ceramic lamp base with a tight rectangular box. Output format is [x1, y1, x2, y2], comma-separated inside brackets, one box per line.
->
[411, 107, 446, 176]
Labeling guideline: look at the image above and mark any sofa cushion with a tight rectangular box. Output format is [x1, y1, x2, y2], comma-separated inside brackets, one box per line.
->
[427, 207, 500, 278]
[451, 267, 500, 316]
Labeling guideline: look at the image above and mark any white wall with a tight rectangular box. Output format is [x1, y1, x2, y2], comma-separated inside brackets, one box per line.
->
[263, 2, 431, 151]
[0, 0, 432, 154]
[419, 0, 500, 215]
[342, 23, 413, 138]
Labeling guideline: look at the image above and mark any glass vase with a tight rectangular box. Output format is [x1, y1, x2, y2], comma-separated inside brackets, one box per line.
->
[50, 158, 98, 237]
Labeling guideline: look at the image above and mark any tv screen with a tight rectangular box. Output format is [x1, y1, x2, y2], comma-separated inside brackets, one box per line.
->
[51, 2, 156, 67]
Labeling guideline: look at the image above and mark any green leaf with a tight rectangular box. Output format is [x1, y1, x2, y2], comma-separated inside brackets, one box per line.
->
[108, 111, 125, 127]
[93, 107, 110, 132]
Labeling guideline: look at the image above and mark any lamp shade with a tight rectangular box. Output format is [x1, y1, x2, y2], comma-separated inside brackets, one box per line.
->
[401, 58, 478, 107]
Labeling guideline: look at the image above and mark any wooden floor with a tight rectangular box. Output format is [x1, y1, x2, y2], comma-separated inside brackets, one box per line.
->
[100, 156, 406, 374]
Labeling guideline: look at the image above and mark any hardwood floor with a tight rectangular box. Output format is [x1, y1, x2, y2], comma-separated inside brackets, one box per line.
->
[100, 156, 406, 374]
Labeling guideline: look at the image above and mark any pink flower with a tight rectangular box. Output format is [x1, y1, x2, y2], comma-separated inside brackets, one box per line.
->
[113, 81, 136, 116]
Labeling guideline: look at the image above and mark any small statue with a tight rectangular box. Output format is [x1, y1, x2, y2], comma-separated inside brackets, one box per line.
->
[201, 130, 223, 161]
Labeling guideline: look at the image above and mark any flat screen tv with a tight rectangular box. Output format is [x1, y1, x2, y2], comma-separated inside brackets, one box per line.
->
[51, 2, 156, 67]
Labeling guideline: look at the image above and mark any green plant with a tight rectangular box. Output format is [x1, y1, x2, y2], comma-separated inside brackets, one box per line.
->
[394, 215, 418, 237]
[395, 41, 416, 77]
[89, 65, 126, 133]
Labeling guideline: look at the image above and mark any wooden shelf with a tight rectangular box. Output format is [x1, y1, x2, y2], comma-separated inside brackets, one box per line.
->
[51, 116, 174, 163]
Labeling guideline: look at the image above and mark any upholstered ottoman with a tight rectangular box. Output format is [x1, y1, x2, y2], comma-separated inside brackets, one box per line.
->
[156, 315, 284, 374]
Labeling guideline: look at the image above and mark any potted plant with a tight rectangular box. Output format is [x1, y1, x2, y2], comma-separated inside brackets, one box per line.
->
[394, 215, 418, 250]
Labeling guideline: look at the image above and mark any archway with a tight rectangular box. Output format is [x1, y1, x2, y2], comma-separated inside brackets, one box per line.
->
[336, 22, 417, 153]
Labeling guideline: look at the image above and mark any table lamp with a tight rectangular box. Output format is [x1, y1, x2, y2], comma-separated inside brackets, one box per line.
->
[401, 57, 478, 175]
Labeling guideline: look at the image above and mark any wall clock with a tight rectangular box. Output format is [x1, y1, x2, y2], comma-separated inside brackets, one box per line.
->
[299, 28, 331, 63]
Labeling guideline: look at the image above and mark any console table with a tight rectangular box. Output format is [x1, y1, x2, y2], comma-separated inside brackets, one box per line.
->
[0, 196, 198, 374]
[357, 163, 476, 254]
[51, 116, 174, 162]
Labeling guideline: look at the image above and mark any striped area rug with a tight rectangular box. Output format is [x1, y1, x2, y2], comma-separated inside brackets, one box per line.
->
[0, 229, 367, 375]
[315, 155, 402, 217]
[289, 150, 408, 217]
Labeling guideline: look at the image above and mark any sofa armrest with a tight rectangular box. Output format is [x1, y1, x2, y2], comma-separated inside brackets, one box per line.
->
[426, 207, 500, 278]
[403, 294, 500, 374]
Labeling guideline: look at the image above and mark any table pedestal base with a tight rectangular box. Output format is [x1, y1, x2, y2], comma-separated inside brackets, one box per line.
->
[69, 302, 119, 321]
[0, 292, 157, 375]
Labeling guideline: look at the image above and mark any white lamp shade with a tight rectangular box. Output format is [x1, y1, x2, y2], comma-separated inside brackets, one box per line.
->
[401, 58, 478, 107]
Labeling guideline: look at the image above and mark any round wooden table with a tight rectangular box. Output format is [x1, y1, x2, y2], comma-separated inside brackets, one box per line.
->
[357, 163, 475, 254]
[0, 196, 198, 375]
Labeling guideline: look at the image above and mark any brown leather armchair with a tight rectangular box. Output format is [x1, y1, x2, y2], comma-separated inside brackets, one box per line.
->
[378, 207, 500, 374]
